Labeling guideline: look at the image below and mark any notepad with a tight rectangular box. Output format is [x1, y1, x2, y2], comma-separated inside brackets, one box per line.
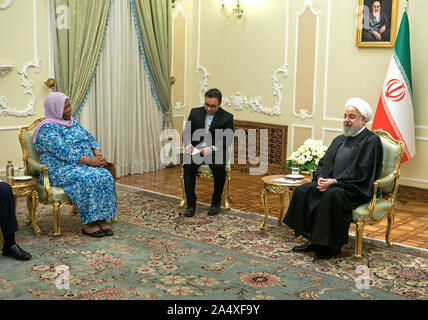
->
[272, 178, 300, 184]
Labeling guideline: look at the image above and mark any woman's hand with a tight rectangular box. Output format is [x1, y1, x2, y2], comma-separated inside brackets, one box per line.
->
[92, 149, 107, 167]
[79, 156, 104, 167]
[97, 155, 107, 167]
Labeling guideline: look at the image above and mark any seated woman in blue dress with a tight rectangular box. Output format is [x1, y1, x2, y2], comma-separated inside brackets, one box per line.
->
[32, 92, 117, 237]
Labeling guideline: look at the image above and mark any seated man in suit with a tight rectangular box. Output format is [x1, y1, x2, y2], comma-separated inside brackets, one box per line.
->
[283, 98, 383, 259]
[1, 182, 32, 260]
[182, 88, 234, 217]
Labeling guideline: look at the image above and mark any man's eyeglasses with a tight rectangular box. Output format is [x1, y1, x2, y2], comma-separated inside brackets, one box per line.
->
[205, 103, 219, 109]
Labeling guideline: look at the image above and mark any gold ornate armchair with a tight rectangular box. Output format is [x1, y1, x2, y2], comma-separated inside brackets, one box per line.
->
[18, 118, 117, 237]
[351, 129, 405, 258]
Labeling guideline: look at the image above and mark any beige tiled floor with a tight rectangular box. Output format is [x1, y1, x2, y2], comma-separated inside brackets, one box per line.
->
[118, 166, 428, 251]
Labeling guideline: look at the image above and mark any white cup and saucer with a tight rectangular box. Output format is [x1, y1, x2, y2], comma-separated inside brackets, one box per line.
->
[12, 167, 33, 181]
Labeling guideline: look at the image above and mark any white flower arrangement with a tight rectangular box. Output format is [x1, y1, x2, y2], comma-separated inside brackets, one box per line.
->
[284, 139, 328, 172]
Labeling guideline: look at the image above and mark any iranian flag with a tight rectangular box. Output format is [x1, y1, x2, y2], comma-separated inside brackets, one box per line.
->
[371, 10, 415, 163]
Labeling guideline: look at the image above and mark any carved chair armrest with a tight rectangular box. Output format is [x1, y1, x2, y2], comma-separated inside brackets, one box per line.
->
[367, 171, 397, 220]
[27, 157, 47, 173]
[375, 172, 396, 188]
[27, 157, 54, 198]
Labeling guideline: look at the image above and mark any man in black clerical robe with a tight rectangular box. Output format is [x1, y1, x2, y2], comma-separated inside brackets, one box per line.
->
[283, 98, 383, 259]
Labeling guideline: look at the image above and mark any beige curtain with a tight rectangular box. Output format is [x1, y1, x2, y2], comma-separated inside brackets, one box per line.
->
[130, 0, 172, 128]
[79, 0, 165, 178]
[54, 0, 111, 115]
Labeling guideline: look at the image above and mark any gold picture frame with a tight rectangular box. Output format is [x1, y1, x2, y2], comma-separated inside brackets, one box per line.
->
[356, 0, 399, 48]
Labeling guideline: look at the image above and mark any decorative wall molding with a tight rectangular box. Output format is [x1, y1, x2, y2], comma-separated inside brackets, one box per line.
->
[196, 61, 210, 104]
[290, 124, 314, 153]
[321, 127, 341, 143]
[171, 1, 188, 110]
[0, 125, 21, 131]
[292, 0, 321, 120]
[173, 102, 184, 110]
[415, 136, 428, 142]
[195, 0, 289, 116]
[0, 0, 40, 118]
[0, 59, 40, 117]
[400, 177, 428, 186]
[0, 0, 13, 10]
[221, 64, 287, 116]
[172, 114, 186, 153]
[415, 122, 428, 140]
[322, 0, 340, 122]
[172, 114, 186, 127]
[416, 125, 428, 129]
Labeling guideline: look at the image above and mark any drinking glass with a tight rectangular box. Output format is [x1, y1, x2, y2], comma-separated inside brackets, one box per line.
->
[291, 163, 300, 176]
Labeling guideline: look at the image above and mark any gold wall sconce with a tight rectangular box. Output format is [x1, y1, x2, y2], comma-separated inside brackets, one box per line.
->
[44, 78, 57, 91]
[220, 0, 244, 19]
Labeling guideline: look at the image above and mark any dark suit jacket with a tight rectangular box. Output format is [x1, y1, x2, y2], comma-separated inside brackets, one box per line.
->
[183, 106, 234, 164]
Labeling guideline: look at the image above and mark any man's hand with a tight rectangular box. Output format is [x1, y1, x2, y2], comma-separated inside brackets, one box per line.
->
[317, 178, 335, 192]
[373, 31, 381, 40]
[380, 25, 386, 34]
[185, 144, 194, 154]
[199, 147, 212, 156]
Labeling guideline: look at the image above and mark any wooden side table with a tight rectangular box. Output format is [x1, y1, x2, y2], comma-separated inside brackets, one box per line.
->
[0, 177, 40, 237]
[259, 174, 311, 232]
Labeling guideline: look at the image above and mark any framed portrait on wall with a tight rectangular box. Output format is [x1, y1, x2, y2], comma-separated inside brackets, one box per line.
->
[356, 0, 399, 47]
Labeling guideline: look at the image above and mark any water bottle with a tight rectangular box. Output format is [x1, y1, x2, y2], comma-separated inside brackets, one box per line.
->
[6, 161, 14, 179]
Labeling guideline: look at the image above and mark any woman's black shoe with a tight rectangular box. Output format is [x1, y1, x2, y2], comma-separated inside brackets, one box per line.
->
[291, 241, 314, 253]
[103, 229, 114, 236]
[82, 229, 105, 238]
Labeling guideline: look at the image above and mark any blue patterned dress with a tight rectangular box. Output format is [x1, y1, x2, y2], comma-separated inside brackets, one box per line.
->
[35, 119, 117, 224]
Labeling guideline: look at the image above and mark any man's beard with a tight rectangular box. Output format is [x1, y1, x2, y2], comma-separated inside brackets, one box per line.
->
[343, 122, 364, 137]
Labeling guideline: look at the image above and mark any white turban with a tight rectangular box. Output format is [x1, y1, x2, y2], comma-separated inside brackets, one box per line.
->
[344, 97, 372, 122]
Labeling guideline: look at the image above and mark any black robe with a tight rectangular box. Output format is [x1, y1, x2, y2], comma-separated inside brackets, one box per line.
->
[283, 128, 383, 251]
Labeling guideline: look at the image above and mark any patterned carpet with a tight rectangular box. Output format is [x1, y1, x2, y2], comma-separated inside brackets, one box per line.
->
[1, 184, 427, 300]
